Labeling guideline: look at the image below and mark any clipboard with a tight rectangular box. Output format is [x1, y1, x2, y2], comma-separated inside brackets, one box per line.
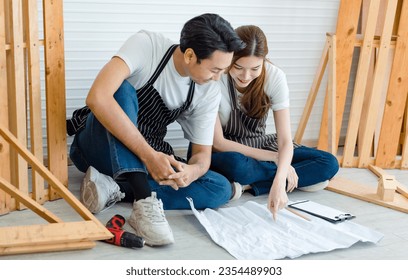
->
[288, 200, 355, 223]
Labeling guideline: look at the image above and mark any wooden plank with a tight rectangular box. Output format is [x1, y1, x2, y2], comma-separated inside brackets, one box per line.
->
[358, 0, 399, 168]
[375, 0, 408, 168]
[0, 0, 11, 215]
[0, 125, 103, 225]
[294, 39, 329, 143]
[317, 84, 329, 150]
[0, 241, 95, 256]
[42, 0, 68, 200]
[327, 177, 408, 214]
[24, 0, 45, 203]
[319, 0, 362, 152]
[401, 99, 408, 169]
[0, 176, 62, 223]
[0, 221, 111, 248]
[342, 0, 380, 167]
[7, 0, 28, 210]
[327, 34, 337, 154]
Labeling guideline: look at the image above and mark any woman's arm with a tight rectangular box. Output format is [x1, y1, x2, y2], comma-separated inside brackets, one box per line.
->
[212, 116, 279, 162]
[268, 108, 296, 219]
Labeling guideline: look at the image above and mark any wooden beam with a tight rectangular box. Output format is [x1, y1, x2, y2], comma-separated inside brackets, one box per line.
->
[0, 176, 62, 223]
[375, 0, 408, 168]
[342, 0, 380, 167]
[42, 0, 68, 200]
[358, 0, 399, 167]
[294, 39, 329, 143]
[323, 0, 362, 151]
[7, 0, 29, 210]
[24, 0, 45, 203]
[0, 0, 11, 215]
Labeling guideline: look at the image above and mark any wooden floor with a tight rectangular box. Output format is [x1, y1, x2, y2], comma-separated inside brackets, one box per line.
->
[1, 166, 408, 260]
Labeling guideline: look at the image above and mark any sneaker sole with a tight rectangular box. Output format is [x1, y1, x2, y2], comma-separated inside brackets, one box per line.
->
[80, 168, 101, 213]
[128, 217, 174, 246]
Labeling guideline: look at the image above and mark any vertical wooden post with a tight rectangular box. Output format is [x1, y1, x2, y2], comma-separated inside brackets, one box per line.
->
[7, 0, 28, 210]
[0, 0, 11, 215]
[375, 0, 408, 168]
[318, 0, 362, 150]
[327, 34, 337, 155]
[24, 0, 45, 203]
[294, 39, 329, 144]
[358, 0, 399, 168]
[43, 0, 68, 199]
[342, 0, 380, 167]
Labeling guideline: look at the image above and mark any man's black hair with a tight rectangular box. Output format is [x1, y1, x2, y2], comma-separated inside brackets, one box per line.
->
[180, 13, 245, 62]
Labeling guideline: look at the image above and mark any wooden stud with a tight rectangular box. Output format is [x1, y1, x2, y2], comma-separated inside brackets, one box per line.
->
[24, 0, 45, 203]
[42, 0, 68, 200]
[358, 0, 399, 168]
[0, 176, 62, 223]
[0, 241, 95, 256]
[342, 0, 380, 167]
[327, 34, 337, 155]
[319, 0, 362, 151]
[375, 0, 408, 168]
[401, 98, 408, 169]
[0, 0, 11, 215]
[294, 39, 329, 144]
[7, 0, 29, 210]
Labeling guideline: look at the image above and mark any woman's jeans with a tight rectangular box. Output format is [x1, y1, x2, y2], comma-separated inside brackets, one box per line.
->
[70, 80, 231, 210]
[210, 146, 339, 196]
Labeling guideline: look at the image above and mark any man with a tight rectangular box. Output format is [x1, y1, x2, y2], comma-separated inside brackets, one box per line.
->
[68, 13, 245, 246]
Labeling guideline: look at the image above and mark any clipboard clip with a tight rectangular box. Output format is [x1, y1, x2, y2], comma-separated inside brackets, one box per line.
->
[334, 213, 353, 221]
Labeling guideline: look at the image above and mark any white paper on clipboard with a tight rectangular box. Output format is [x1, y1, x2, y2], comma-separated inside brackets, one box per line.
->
[288, 200, 355, 223]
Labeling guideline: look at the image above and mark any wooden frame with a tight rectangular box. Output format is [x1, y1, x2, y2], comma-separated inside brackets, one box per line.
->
[295, 0, 408, 170]
[0, 125, 112, 255]
[1, 0, 68, 214]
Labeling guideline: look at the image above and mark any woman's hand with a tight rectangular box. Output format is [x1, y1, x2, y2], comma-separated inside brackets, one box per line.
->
[286, 166, 298, 192]
[268, 177, 289, 220]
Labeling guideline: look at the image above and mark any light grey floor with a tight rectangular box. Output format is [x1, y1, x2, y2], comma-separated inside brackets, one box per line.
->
[1, 166, 408, 260]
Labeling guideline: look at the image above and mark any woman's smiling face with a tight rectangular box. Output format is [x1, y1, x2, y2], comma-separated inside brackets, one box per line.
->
[229, 55, 264, 88]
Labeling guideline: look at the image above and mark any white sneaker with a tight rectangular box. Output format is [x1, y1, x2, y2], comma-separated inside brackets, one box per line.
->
[128, 192, 174, 246]
[230, 182, 251, 201]
[80, 166, 125, 213]
[298, 180, 329, 192]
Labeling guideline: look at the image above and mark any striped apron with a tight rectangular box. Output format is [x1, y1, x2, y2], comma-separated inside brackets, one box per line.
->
[136, 44, 195, 162]
[223, 75, 300, 152]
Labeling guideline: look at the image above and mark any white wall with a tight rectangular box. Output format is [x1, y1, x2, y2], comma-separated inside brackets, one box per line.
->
[43, 0, 341, 154]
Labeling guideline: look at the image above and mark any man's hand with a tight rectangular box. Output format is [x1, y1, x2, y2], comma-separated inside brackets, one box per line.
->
[144, 152, 185, 189]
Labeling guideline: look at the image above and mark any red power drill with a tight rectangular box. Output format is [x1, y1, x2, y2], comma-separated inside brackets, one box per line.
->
[104, 214, 145, 248]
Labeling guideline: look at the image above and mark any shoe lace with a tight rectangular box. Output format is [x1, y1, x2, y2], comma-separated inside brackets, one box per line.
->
[142, 198, 166, 223]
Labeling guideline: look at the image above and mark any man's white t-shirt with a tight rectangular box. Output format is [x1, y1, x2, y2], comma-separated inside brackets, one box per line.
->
[218, 62, 290, 127]
[115, 30, 221, 145]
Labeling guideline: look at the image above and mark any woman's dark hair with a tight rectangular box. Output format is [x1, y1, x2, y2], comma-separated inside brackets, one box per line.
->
[180, 13, 245, 62]
[231, 25, 271, 119]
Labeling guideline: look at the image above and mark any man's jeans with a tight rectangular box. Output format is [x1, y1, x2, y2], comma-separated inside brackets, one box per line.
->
[70, 80, 231, 210]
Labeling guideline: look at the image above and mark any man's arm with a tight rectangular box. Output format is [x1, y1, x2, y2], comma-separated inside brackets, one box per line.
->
[86, 57, 183, 183]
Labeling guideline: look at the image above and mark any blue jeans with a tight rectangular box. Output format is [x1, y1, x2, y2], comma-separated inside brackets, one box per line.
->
[70, 80, 231, 210]
[210, 146, 339, 196]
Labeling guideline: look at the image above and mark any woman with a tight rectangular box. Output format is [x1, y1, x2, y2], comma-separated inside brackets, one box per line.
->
[211, 25, 339, 219]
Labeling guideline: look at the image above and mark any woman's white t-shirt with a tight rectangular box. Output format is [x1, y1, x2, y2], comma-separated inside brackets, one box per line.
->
[115, 30, 221, 145]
